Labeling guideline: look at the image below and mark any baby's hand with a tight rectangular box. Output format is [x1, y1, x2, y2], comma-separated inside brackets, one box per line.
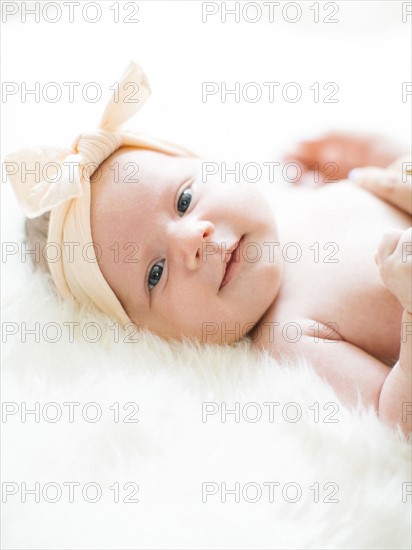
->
[376, 228, 412, 313]
[348, 156, 412, 215]
[282, 132, 406, 186]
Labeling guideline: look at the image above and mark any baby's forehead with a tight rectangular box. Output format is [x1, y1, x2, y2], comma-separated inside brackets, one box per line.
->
[90, 147, 198, 225]
[92, 147, 196, 188]
[92, 148, 159, 186]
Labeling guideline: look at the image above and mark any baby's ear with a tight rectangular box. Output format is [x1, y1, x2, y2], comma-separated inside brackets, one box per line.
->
[25, 211, 51, 273]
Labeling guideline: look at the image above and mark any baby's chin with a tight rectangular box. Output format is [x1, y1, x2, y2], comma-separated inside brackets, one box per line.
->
[128, 297, 282, 344]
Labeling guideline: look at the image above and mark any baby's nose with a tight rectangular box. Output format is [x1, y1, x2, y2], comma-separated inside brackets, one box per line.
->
[171, 219, 217, 270]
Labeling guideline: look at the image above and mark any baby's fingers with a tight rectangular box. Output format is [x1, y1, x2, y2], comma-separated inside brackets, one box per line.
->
[349, 166, 396, 187]
[375, 229, 403, 266]
[398, 227, 412, 261]
[375, 228, 412, 313]
[349, 165, 412, 215]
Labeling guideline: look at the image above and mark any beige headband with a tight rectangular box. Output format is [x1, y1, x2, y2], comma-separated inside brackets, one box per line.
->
[6, 61, 194, 326]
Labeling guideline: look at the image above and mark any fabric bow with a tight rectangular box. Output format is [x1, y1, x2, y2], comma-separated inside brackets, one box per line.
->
[6, 61, 192, 326]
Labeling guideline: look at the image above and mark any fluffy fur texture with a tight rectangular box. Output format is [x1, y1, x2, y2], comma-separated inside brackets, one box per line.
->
[3, 4, 411, 543]
[2, 215, 411, 549]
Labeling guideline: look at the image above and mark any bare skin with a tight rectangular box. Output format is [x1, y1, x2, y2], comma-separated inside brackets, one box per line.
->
[249, 180, 411, 434]
[277, 138, 411, 434]
[282, 131, 407, 185]
[90, 148, 282, 343]
[90, 138, 412, 436]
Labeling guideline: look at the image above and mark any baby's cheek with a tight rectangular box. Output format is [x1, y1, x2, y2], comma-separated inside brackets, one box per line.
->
[176, 299, 212, 337]
[160, 292, 213, 336]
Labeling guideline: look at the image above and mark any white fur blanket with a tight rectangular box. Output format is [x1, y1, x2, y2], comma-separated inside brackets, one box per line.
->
[2, 208, 411, 549]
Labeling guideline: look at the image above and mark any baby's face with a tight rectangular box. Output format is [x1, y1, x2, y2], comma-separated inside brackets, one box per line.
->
[90, 147, 282, 344]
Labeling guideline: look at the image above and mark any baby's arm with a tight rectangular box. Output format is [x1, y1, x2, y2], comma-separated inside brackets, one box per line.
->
[375, 228, 412, 435]
[274, 321, 410, 436]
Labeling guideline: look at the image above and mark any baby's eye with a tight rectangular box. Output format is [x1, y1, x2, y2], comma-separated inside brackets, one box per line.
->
[148, 260, 164, 291]
[147, 186, 193, 292]
[177, 188, 192, 215]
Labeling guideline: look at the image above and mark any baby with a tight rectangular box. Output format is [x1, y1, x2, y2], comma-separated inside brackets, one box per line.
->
[89, 144, 412, 437]
[8, 63, 412, 437]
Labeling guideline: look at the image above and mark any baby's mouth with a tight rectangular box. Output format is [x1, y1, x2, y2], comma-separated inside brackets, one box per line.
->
[219, 236, 243, 290]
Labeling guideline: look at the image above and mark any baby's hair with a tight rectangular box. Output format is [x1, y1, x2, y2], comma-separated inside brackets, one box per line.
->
[25, 212, 50, 273]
